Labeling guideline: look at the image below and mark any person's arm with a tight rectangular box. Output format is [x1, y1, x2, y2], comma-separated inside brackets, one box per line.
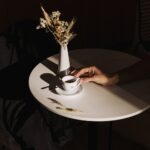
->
[74, 58, 150, 86]
[73, 66, 119, 86]
[116, 58, 150, 84]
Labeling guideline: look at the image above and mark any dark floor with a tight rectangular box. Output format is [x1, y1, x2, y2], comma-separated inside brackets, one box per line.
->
[62, 122, 149, 150]
[0, 122, 149, 150]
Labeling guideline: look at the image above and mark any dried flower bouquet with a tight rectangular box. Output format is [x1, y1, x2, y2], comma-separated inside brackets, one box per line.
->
[37, 6, 76, 46]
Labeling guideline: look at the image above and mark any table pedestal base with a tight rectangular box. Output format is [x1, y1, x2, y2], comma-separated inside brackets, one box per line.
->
[88, 122, 113, 150]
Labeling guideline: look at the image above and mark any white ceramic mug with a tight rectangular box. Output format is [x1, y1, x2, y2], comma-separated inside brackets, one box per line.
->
[62, 75, 80, 91]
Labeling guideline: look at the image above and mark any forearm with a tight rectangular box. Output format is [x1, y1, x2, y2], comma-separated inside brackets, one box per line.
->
[115, 59, 150, 84]
[75, 58, 150, 86]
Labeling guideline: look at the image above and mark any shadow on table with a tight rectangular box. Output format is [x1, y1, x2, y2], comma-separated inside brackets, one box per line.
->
[40, 58, 150, 109]
[105, 85, 150, 110]
[121, 80, 150, 106]
[40, 59, 63, 93]
[41, 59, 58, 74]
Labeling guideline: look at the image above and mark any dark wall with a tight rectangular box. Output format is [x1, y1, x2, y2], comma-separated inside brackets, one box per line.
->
[0, 0, 137, 49]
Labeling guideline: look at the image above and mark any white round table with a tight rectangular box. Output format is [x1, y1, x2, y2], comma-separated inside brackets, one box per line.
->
[29, 49, 150, 122]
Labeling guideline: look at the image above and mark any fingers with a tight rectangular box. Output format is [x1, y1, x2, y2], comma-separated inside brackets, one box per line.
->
[70, 66, 117, 86]
[73, 66, 95, 77]
[70, 69, 77, 75]
[81, 76, 95, 83]
[70, 66, 102, 84]
[76, 67, 89, 77]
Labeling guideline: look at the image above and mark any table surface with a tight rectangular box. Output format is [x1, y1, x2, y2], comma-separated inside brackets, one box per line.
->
[29, 49, 150, 122]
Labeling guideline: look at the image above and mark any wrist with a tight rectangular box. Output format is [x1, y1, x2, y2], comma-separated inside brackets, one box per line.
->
[106, 74, 119, 86]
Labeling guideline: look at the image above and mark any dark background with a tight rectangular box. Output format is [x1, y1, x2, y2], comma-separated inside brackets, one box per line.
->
[1, 1, 150, 150]
[0, 0, 136, 50]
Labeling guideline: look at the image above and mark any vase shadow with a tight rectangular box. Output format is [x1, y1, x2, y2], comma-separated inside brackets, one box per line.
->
[41, 59, 58, 74]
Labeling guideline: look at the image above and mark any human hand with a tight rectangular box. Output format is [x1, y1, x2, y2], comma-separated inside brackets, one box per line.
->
[72, 66, 119, 86]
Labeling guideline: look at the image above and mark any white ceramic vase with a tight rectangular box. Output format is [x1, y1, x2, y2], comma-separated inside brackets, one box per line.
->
[58, 44, 70, 77]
